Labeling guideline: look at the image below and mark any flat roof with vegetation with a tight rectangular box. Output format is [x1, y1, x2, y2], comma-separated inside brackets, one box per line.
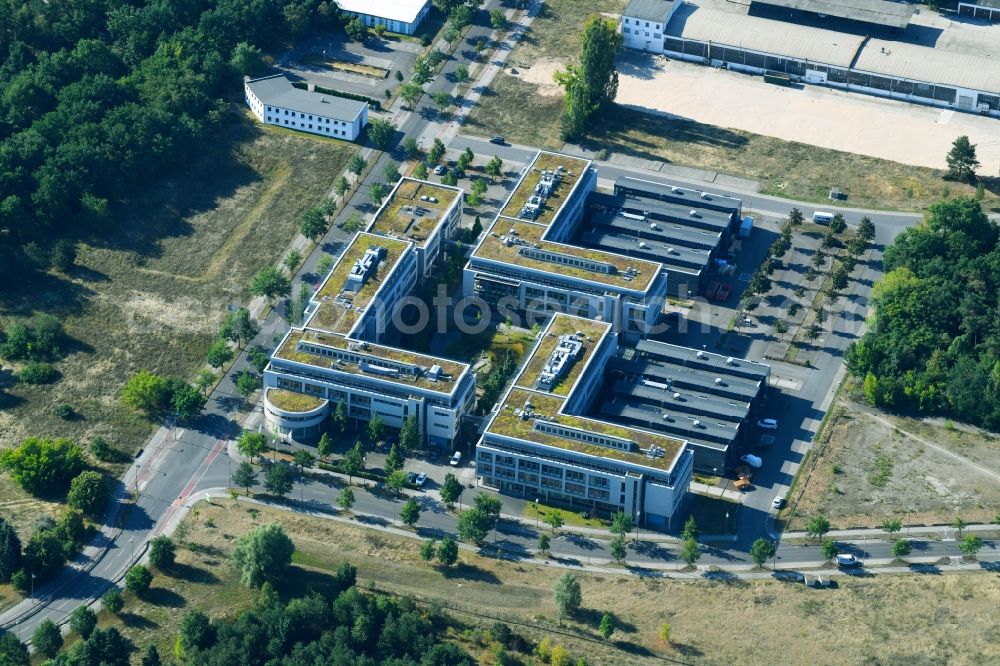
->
[517, 316, 611, 396]
[265, 388, 327, 412]
[499, 152, 592, 226]
[474, 219, 660, 291]
[307, 232, 412, 335]
[366, 178, 461, 248]
[488, 388, 685, 472]
[274, 328, 468, 392]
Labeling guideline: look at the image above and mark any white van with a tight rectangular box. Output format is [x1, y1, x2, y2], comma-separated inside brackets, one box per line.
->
[812, 211, 835, 224]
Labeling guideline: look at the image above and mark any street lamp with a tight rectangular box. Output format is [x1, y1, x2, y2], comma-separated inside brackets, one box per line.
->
[134, 463, 142, 495]
[129, 538, 135, 564]
[30, 572, 35, 599]
[725, 511, 730, 536]
[534, 498, 539, 529]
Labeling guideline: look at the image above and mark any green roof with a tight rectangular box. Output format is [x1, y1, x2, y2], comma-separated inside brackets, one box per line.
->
[366, 178, 461, 248]
[500, 151, 591, 226]
[517, 315, 611, 396]
[265, 388, 326, 412]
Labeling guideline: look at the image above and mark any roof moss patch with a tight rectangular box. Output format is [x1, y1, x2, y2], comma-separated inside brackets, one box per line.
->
[266, 388, 326, 413]
[517, 315, 611, 396]
[367, 178, 461, 248]
[500, 151, 591, 226]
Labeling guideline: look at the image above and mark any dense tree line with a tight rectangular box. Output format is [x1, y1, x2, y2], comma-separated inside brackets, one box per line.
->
[0, 0, 338, 284]
[847, 198, 1000, 427]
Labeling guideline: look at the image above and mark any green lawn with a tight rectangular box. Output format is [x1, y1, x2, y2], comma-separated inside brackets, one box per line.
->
[0, 114, 356, 539]
[523, 500, 609, 530]
[508, 0, 627, 66]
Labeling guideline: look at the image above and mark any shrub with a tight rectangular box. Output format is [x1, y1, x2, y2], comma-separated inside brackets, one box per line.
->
[102, 587, 124, 614]
[125, 564, 153, 594]
[67, 471, 111, 516]
[0, 437, 85, 496]
[53, 403, 74, 419]
[149, 536, 176, 570]
[17, 361, 58, 384]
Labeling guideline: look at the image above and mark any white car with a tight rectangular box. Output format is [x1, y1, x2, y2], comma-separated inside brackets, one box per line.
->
[771, 495, 785, 509]
[741, 453, 763, 468]
[757, 418, 778, 430]
[836, 553, 861, 567]
[415, 473, 427, 487]
[449, 451, 462, 466]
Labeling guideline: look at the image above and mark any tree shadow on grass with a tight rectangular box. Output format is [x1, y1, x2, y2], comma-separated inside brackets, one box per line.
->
[119, 612, 159, 630]
[165, 562, 219, 585]
[576, 608, 639, 634]
[441, 563, 501, 584]
[141, 586, 186, 608]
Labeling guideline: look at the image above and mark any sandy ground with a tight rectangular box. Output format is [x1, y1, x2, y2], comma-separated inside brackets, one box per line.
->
[517, 56, 1000, 173]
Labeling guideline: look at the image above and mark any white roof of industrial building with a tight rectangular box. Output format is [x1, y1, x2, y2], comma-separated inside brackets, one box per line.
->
[857, 39, 1000, 94]
[337, 0, 428, 24]
[666, 6, 865, 68]
[245, 75, 367, 120]
[624, 0, 676, 23]
[750, 0, 914, 28]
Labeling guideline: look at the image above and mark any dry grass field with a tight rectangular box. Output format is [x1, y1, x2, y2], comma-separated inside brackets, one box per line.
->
[788, 400, 1000, 531]
[98, 500, 1000, 665]
[0, 115, 354, 539]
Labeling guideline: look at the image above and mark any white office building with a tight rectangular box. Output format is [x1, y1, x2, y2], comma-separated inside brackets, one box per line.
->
[244, 74, 369, 140]
[621, 0, 679, 54]
[336, 0, 431, 35]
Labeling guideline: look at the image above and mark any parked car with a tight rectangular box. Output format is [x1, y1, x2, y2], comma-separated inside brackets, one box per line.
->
[740, 453, 763, 468]
[836, 553, 862, 567]
[415, 473, 428, 487]
[771, 495, 785, 509]
[715, 282, 732, 301]
[757, 418, 778, 430]
[489, 135, 506, 145]
[449, 451, 462, 466]
[434, 164, 447, 175]
[405, 472, 417, 484]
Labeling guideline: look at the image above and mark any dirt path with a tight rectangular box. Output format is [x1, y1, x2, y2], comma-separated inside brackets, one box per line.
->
[846, 400, 1000, 483]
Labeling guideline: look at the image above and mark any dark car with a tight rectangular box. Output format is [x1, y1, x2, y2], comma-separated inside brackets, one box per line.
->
[489, 136, 505, 145]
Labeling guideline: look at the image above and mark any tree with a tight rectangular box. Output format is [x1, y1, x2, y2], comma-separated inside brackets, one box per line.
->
[457, 508, 491, 545]
[610, 510, 632, 537]
[432, 91, 451, 112]
[857, 216, 876, 243]
[101, 586, 124, 614]
[747, 270, 771, 296]
[891, 538, 911, 560]
[70, 605, 97, 639]
[544, 512, 564, 532]
[32, 618, 63, 658]
[366, 119, 396, 149]
[399, 415, 420, 451]
[821, 539, 838, 561]
[401, 137, 420, 159]
[749, 537, 776, 568]
[473, 494, 503, 521]
[194, 369, 216, 396]
[437, 536, 459, 566]
[237, 431, 267, 462]
[538, 533, 551, 555]
[178, 610, 215, 656]
[485, 155, 503, 182]
[413, 162, 429, 180]
[67, 471, 110, 516]
[420, 538, 437, 562]
[231, 523, 294, 587]
[681, 516, 699, 542]
[0, 437, 85, 496]
[554, 16, 622, 140]
[249, 266, 291, 303]
[455, 63, 470, 82]
[400, 82, 423, 108]
[149, 536, 175, 569]
[468, 178, 488, 207]
[952, 516, 968, 537]
[0, 519, 21, 582]
[171, 383, 207, 420]
[348, 154, 367, 177]
[122, 371, 169, 414]
[345, 17, 367, 42]
[141, 644, 161, 666]
[386, 469, 409, 495]
[806, 515, 831, 540]
[206, 339, 233, 369]
[442, 170, 458, 187]
[232, 461, 257, 495]
[125, 564, 153, 594]
[553, 572, 582, 619]
[293, 449, 315, 474]
[490, 8, 506, 30]
[342, 441, 365, 483]
[440, 473, 463, 507]
[443, 24, 460, 46]
[338, 486, 355, 512]
[369, 182, 387, 206]
[773, 319, 789, 341]
[882, 519, 902, 537]
[599, 613, 615, 640]
[383, 160, 400, 183]
[265, 463, 294, 498]
[300, 208, 327, 241]
[946, 135, 980, 182]
[317, 433, 334, 459]
[231, 41, 264, 76]
[429, 138, 446, 164]
[679, 537, 701, 567]
[609, 535, 627, 563]
[334, 176, 351, 202]
[959, 534, 983, 558]
[400, 497, 421, 526]
[368, 414, 385, 442]
[385, 443, 404, 475]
